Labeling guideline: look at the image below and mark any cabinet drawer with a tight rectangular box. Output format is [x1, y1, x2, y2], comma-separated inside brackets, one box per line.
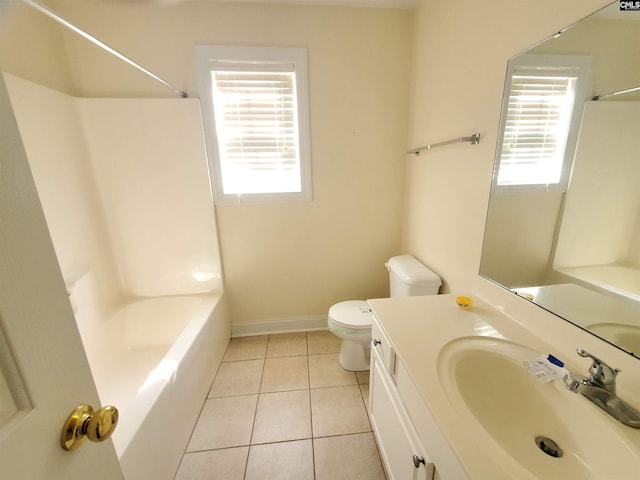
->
[371, 316, 395, 374]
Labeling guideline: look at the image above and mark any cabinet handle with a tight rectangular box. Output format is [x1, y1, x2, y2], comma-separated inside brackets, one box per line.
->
[413, 455, 436, 479]
[372, 339, 381, 347]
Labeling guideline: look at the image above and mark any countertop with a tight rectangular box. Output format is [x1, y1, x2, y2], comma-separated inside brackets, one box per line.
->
[367, 293, 640, 480]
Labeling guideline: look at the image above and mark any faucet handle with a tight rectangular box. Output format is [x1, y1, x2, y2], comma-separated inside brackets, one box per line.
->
[576, 347, 620, 387]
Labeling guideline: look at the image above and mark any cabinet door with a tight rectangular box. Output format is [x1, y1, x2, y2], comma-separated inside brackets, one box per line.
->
[395, 360, 468, 480]
[370, 357, 431, 480]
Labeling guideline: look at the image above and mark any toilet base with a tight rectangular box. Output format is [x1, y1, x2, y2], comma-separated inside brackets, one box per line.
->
[338, 338, 371, 371]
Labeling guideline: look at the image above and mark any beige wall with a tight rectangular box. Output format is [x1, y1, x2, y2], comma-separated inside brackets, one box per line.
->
[0, 1, 75, 94]
[403, 0, 611, 295]
[3, 0, 616, 327]
[630, 213, 640, 267]
[46, 0, 412, 325]
[536, 16, 640, 101]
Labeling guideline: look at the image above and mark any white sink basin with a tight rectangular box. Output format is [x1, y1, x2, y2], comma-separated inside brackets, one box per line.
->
[588, 323, 640, 356]
[437, 337, 640, 479]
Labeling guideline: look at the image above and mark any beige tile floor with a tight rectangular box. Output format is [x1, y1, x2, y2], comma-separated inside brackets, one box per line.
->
[175, 331, 387, 480]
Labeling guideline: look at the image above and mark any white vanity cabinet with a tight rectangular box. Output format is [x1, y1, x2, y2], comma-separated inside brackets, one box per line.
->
[370, 319, 437, 480]
[370, 315, 468, 480]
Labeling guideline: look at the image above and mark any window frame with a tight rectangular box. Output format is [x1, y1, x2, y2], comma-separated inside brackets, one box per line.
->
[195, 45, 312, 205]
[493, 54, 592, 193]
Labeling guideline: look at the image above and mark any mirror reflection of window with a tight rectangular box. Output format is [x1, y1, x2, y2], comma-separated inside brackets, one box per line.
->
[479, 0, 640, 359]
[495, 54, 591, 191]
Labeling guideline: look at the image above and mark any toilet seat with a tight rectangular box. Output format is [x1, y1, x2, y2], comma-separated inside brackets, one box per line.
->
[328, 300, 373, 330]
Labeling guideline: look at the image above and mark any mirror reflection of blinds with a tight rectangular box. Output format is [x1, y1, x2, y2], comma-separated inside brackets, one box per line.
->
[210, 65, 301, 195]
[498, 74, 577, 186]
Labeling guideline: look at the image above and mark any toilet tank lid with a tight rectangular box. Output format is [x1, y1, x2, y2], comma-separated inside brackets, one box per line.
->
[387, 255, 442, 287]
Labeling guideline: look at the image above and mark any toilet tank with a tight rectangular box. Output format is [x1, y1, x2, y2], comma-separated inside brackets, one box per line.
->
[386, 255, 441, 297]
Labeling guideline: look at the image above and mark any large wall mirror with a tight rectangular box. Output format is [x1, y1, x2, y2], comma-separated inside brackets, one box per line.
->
[481, 1, 640, 359]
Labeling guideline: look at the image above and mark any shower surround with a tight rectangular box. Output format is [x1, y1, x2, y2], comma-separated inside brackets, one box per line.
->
[5, 73, 229, 480]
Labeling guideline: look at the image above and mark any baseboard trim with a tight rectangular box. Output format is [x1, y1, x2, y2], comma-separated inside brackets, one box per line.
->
[231, 315, 328, 337]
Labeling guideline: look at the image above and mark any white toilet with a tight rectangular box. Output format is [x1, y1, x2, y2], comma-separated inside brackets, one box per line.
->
[327, 254, 441, 371]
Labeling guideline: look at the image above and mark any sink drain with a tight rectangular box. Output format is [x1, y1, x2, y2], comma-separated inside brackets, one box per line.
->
[535, 436, 563, 458]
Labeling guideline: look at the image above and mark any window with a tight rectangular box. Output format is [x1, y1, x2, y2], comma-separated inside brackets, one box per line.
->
[495, 55, 591, 190]
[196, 46, 312, 204]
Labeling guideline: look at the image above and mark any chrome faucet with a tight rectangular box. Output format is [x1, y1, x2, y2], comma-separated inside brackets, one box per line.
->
[563, 348, 640, 428]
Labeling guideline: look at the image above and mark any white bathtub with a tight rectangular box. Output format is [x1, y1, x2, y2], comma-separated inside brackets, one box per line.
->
[76, 288, 230, 479]
[557, 263, 640, 303]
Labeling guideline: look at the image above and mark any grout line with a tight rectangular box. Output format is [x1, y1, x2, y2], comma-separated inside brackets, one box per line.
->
[306, 347, 315, 440]
[308, 383, 359, 392]
[313, 431, 375, 440]
[184, 430, 374, 455]
[248, 436, 314, 446]
[246, 337, 268, 448]
[241, 446, 249, 480]
[311, 437, 317, 480]
[305, 333, 317, 480]
[241, 336, 269, 480]
[185, 444, 251, 454]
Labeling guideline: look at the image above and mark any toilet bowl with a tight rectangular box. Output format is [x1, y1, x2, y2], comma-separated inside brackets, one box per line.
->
[327, 300, 374, 372]
[327, 255, 441, 371]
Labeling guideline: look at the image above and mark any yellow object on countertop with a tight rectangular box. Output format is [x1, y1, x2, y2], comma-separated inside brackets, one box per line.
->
[456, 296, 473, 310]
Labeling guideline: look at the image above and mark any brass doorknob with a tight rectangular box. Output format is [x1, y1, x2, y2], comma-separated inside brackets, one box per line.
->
[61, 404, 119, 451]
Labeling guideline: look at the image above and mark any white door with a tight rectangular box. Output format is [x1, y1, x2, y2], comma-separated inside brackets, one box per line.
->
[0, 73, 123, 479]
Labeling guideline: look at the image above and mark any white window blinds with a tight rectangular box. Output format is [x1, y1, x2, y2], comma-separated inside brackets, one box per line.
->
[211, 64, 302, 195]
[196, 45, 311, 204]
[497, 73, 577, 187]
